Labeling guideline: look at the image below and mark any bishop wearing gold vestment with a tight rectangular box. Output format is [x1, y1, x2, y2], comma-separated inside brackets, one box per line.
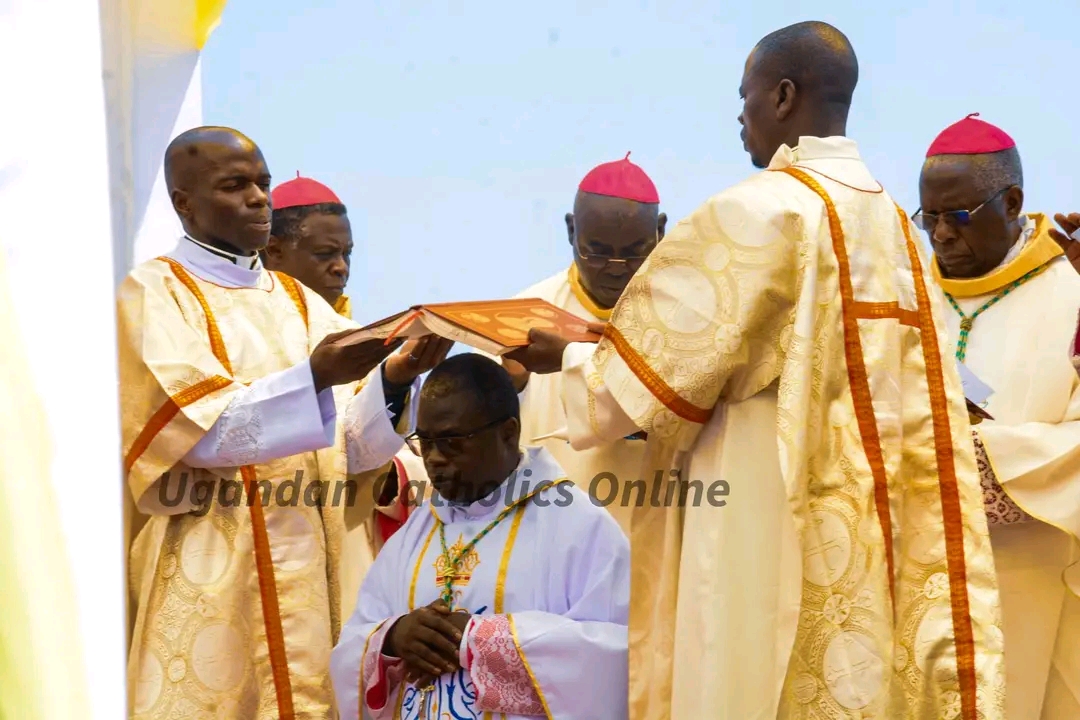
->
[918, 115, 1080, 719]
[509, 22, 1005, 720]
[120, 127, 432, 719]
[507, 154, 667, 534]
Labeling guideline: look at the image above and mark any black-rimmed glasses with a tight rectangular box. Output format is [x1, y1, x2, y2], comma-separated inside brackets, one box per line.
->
[405, 416, 510, 456]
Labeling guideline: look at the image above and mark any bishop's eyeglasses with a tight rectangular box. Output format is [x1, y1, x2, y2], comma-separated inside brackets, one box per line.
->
[573, 243, 655, 271]
[911, 187, 1010, 232]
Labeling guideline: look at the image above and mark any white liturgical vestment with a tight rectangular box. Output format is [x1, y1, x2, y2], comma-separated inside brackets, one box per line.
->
[330, 446, 629, 719]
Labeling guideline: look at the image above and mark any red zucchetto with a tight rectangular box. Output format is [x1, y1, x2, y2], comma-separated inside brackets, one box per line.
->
[271, 172, 342, 209]
[925, 113, 1016, 157]
[577, 152, 660, 204]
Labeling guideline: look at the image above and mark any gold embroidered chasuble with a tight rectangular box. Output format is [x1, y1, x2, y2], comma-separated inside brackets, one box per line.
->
[120, 257, 375, 719]
[510, 264, 645, 535]
[560, 138, 1005, 719]
[932, 216, 1080, 719]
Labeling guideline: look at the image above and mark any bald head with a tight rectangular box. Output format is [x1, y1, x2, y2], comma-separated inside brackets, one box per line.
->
[164, 126, 260, 194]
[751, 22, 858, 110]
[738, 22, 858, 168]
[164, 126, 273, 255]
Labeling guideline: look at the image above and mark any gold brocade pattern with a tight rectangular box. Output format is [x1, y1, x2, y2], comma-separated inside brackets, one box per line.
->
[119, 258, 361, 719]
[588, 161, 1004, 718]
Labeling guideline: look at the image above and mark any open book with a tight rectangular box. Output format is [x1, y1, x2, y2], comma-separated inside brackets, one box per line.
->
[332, 298, 602, 356]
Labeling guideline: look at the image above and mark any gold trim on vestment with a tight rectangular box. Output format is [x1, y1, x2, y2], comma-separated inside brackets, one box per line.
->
[275, 272, 310, 330]
[495, 504, 528, 613]
[603, 325, 712, 424]
[158, 260, 308, 719]
[409, 525, 438, 611]
[896, 204, 982, 720]
[507, 614, 553, 720]
[780, 167, 981, 720]
[932, 214, 1062, 297]
[123, 375, 233, 473]
[778, 167, 897, 607]
[567, 263, 611, 321]
[334, 294, 352, 318]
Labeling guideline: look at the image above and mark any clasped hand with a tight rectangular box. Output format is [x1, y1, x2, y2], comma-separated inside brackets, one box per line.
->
[384, 601, 472, 685]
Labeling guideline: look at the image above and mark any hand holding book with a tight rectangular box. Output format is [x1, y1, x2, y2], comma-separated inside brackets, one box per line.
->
[332, 298, 601, 356]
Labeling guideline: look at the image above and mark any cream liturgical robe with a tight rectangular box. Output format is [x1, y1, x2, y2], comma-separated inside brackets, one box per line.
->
[331, 292, 429, 623]
[119, 238, 418, 719]
[560, 137, 1006, 719]
[513, 264, 644, 534]
[330, 447, 630, 719]
[933, 215, 1080, 719]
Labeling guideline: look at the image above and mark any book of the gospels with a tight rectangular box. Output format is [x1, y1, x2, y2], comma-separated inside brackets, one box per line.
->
[331, 298, 602, 355]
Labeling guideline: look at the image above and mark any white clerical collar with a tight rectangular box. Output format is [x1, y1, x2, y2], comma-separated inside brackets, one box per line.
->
[184, 233, 261, 270]
[429, 446, 563, 524]
[767, 136, 862, 168]
[164, 235, 269, 289]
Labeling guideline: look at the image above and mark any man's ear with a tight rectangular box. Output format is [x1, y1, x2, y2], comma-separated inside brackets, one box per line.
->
[171, 189, 193, 222]
[1003, 186, 1025, 223]
[657, 212, 668, 240]
[501, 417, 521, 448]
[565, 213, 575, 245]
[263, 235, 286, 264]
[775, 78, 796, 122]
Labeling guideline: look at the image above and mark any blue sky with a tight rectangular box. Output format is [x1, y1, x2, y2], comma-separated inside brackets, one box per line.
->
[203, 0, 1077, 324]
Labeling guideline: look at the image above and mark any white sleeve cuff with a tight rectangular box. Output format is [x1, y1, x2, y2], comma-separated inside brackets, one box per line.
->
[183, 360, 334, 469]
[344, 366, 413, 474]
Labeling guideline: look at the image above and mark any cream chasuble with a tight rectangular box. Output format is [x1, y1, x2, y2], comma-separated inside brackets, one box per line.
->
[512, 265, 645, 534]
[333, 293, 428, 623]
[120, 239, 417, 719]
[933, 215, 1080, 719]
[560, 137, 1005, 719]
[330, 447, 629, 720]
[0, 246, 90, 718]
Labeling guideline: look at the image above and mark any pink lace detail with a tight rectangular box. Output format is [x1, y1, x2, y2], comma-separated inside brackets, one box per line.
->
[467, 615, 545, 715]
[974, 431, 1033, 526]
[362, 618, 406, 717]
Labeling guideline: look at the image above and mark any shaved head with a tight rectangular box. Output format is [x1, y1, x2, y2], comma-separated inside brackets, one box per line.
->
[164, 126, 273, 255]
[738, 22, 858, 168]
[750, 21, 858, 110]
[164, 126, 260, 194]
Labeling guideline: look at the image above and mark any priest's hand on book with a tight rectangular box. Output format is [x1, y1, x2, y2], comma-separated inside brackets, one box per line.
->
[504, 328, 572, 375]
[383, 335, 455, 386]
[310, 331, 404, 392]
[383, 601, 465, 680]
[1051, 213, 1080, 273]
